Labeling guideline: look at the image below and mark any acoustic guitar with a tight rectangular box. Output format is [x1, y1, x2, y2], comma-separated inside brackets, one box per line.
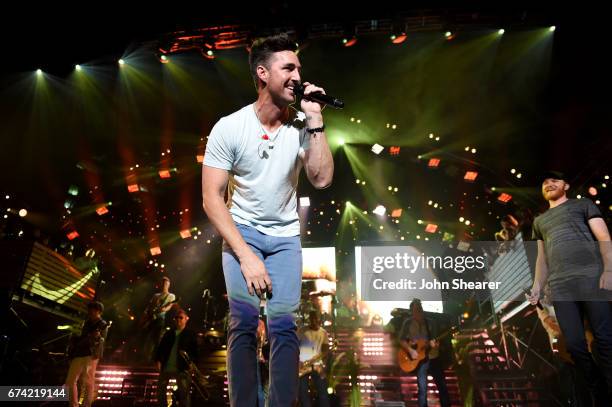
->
[397, 330, 451, 373]
[299, 353, 326, 377]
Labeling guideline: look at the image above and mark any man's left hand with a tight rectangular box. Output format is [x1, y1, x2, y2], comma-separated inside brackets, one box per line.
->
[599, 271, 612, 290]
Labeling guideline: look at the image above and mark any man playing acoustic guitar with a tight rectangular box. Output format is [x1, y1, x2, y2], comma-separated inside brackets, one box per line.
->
[398, 299, 450, 407]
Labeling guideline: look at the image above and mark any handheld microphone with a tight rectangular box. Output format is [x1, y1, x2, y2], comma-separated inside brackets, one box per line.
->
[292, 80, 345, 109]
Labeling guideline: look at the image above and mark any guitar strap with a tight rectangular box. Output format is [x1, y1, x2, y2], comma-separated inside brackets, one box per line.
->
[156, 293, 174, 314]
[158, 293, 169, 307]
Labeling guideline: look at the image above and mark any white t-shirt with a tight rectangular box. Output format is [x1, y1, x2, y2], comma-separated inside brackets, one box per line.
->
[298, 327, 329, 362]
[151, 292, 176, 318]
[204, 104, 309, 237]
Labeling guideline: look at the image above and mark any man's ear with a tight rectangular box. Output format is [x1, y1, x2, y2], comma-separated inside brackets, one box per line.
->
[256, 65, 268, 86]
[564, 183, 570, 191]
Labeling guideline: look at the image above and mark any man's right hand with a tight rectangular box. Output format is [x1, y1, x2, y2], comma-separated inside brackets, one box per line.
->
[400, 340, 418, 360]
[240, 251, 272, 296]
[526, 284, 541, 305]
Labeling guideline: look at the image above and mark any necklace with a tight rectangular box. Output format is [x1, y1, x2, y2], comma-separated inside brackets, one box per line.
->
[253, 104, 285, 150]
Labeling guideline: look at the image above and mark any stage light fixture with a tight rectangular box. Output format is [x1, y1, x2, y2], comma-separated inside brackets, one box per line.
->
[371, 144, 384, 155]
[373, 205, 386, 216]
[342, 36, 357, 47]
[428, 158, 441, 168]
[390, 33, 407, 44]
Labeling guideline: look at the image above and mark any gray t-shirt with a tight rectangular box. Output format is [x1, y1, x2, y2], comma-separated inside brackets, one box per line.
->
[399, 318, 430, 341]
[203, 104, 309, 237]
[532, 199, 603, 285]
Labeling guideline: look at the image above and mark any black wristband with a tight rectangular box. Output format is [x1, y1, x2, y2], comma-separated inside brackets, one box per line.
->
[306, 125, 325, 134]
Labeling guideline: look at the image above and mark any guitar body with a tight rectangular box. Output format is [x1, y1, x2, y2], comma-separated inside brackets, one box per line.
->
[140, 298, 179, 329]
[397, 339, 428, 373]
[299, 354, 325, 377]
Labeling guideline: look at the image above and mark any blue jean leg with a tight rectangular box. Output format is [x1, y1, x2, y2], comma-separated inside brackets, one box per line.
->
[222, 225, 264, 406]
[416, 359, 430, 407]
[263, 233, 302, 407]
[428, 358, 450, 407]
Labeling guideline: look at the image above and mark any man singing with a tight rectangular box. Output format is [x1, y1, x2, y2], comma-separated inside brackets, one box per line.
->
[202, 33, 333, 406]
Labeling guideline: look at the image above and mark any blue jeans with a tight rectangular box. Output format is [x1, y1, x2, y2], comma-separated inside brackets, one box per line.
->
[413, 358, 450, 407]
[415, 359, 430, 407]
[427, 358, 451, 407]
[223, 223, 302, 406]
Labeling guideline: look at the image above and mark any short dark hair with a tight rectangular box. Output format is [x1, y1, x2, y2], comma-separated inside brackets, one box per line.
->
[87, 301, 104, 313]
[410, 298, 422, 311]
[248, 33, 297, 88]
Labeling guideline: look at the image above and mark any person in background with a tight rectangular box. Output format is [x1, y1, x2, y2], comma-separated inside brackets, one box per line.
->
[155, 308, 198, 407]
[65, 301, 109, 407]
[298, 311, 330, 407]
